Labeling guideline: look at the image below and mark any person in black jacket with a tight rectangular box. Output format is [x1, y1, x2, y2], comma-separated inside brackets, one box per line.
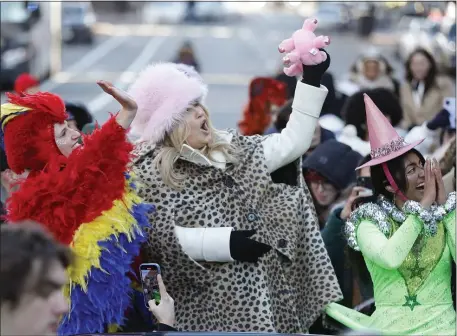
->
[302, 139, 362, 228]
[321, 155, 374, 312]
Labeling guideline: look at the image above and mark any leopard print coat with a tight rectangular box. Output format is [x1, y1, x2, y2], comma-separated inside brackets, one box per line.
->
[131, 131, 342, 333]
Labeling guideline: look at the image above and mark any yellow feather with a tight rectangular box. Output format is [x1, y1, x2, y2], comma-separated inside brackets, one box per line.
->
[1, 103, 32, 130]
[107, 324, 120, 333]
[66, 179, 144, 292]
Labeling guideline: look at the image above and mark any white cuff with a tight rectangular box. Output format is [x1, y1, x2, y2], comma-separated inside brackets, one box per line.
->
[262, 82, 328, 173]
[202, 227, 234, 262]
[292, 82, 328, 119]
[174, 226, 234, 262]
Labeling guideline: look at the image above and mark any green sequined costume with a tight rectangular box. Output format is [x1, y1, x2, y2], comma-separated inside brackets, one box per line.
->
[325, 192, 456, 335]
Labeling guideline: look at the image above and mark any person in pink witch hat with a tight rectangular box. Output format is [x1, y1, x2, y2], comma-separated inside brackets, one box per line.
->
[324, 94, 456, 335]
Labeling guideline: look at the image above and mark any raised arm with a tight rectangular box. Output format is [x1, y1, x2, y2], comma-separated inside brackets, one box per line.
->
[59, 81, 138, 222]
[262, 45, 330, 173]
[6, 82, 139, 243]
[262, 82, 328, 173]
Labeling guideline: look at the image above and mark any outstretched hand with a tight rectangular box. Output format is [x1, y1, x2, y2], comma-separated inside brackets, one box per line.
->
[97, 80, 137, 129]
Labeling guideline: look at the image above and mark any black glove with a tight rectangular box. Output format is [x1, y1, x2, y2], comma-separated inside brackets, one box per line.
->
[427, 108, 450, 130]
[229, 230, 271, 262]
[301, 49, 331, 88]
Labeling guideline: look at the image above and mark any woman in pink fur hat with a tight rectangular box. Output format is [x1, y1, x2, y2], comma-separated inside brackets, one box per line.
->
[128, 19, 343, 333]
[325, 94, 455, 335]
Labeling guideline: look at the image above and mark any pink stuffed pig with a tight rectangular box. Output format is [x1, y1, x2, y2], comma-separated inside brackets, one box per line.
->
[278, 18, 331, 77]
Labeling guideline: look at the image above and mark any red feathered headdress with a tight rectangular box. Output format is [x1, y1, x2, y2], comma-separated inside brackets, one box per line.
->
[14, 73, 39, 94]
[1, 92, 68, 173]
[238, 77, 287, 136]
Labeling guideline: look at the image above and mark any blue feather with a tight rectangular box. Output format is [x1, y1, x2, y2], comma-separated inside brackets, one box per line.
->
[0, 128, 4, 150]
[58, 202, 152, 336]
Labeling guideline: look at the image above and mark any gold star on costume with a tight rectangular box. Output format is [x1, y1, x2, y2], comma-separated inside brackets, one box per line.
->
[403, 294, 421, 311]
[410, 262, 426, 278]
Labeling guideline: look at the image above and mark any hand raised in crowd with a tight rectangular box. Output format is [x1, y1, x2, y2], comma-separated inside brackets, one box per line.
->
[97, 80, 138, 129]
[148, 274, 175, 328]
[420, 159, 436, 209]
[340, 186, 369, 221]
[432, 158, 446, 205]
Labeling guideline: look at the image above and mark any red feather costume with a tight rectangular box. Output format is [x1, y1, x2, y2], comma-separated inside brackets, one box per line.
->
[1, 92, 152, 335]
[238, 77, 287, 136]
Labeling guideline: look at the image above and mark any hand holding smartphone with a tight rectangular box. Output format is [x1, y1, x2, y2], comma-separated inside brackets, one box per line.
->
[356, 176, 373, 197]
[139, 263, 161, 308]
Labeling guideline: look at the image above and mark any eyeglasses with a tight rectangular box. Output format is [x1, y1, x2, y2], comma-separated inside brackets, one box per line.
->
[310, 180, 337, 193]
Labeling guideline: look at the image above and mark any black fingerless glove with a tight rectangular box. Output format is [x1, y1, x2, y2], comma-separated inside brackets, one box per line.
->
[229, 230, 271, 262]
[301, 49, 331, 88]
[427, 108, 450, 130]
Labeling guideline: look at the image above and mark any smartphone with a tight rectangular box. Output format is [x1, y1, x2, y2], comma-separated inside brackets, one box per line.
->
[356, 176, 373, 197]
[443, 97, 456, 129]
[139, 263, 161, 308]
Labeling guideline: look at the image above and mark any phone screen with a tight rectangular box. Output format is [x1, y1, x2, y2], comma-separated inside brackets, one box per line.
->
[139, 263, 161, 308]
[356, 176, 373, 197]
[443, 97, 456, 129]
[356, 176, 372, 190]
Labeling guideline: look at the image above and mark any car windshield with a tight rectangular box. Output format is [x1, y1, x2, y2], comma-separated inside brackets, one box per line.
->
[0, 2, 30, 23]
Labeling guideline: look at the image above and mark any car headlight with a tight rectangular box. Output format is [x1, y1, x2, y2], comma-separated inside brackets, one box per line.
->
[1, 47, 28, 69]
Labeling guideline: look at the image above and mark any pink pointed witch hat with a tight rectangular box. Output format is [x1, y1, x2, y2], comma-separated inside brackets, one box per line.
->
[357, 94, 424, 170]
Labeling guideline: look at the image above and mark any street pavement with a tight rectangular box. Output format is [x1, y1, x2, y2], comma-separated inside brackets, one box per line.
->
[26, 11, 406, 129]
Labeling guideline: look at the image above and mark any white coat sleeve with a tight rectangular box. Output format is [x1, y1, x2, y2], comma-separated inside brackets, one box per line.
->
[174, 226, 234, 262]
[262, 81, 328, 173]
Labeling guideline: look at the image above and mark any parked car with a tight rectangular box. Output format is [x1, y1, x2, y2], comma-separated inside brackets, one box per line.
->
[62, 2, 96, 45]
[1, 1, 51, 91]
[192, 1, 232, 22]
[309, 3, 351, 32]
[142, 2, 186, 24]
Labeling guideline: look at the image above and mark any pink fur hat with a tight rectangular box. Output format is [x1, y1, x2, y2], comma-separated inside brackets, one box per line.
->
[128, 62, 208, 143]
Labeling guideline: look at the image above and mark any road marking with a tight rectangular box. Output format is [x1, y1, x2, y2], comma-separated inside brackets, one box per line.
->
[208, 27, 234, 39]
[49, 71, 253, 86]
[41, 36, 128, 92]
[93, 22, 237, 40]
[87, 36, 167, 116]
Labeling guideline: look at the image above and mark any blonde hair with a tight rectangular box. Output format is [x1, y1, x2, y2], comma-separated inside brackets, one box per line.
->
[154, 105, 239, 189]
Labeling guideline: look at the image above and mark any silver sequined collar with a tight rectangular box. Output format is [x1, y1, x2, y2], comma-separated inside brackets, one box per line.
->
[377, 195, 406, 223]
[345, 192, 456, 251]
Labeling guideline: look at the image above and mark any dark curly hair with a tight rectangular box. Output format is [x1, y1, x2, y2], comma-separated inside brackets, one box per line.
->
[405, 48, 438, 95]
[342, 88, 403, 140]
